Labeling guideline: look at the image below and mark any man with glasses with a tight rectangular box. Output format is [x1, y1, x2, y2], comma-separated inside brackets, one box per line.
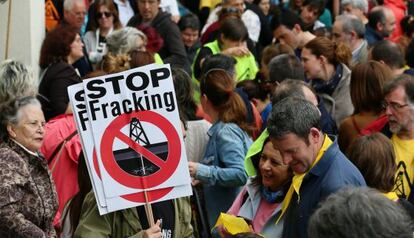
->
[63, 0, 87, 33]
[383, 74, 414, 203]
[127, 0, 190, 73]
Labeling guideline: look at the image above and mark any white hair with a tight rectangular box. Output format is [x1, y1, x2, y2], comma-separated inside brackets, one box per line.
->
[63, 0, 85, 11]
[335, 14, 365, 38]
[341, 0, 368, 14]
[106, 27, 148, 55]
[0, 59, 37, 106]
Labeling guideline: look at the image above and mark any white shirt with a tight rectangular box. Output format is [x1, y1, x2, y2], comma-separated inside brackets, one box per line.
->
[160, 0, 180, 17]
[114, 0, 135, 26]
[242, 9, 261, 42]
[313, 20, 325, 31]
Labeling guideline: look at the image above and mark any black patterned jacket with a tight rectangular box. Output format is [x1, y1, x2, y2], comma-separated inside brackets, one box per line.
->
[0, 140, 58, 238]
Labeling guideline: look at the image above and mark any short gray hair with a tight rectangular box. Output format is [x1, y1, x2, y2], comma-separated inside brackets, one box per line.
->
[384, 74, 414, 106]
[0, 96, 41, 142]
[271, 79, 308, 106]
[0, 60, 37, 106]
[63, 0, 84, 11]
[106, 27, 147, 55]
[308, 187, 414, 238]
[268, 97, 320, 143]
[341, 0, 368, 14]
[335, 14, 365, 38]
[268, 54, 305, 83]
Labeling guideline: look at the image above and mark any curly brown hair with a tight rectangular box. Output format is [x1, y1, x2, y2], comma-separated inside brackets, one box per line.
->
[39, 25, 78, 68]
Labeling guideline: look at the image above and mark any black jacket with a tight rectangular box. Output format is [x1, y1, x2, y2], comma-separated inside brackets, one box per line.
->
[38, 61, 81, 121]
[128, 10, 191, 73]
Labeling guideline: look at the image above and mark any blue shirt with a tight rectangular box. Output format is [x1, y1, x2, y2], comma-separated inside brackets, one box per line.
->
[196, 121, 252, 228]
[260, 103, 272, 131]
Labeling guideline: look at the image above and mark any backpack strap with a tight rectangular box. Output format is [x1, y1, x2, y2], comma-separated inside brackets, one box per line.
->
[48, 130, 78, 166]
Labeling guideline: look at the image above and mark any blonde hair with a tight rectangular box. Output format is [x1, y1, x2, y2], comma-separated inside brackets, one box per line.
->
[100, 53, 131, 73]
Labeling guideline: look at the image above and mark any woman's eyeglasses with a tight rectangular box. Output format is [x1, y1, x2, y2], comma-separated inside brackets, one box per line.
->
[97, 11, 112, 19]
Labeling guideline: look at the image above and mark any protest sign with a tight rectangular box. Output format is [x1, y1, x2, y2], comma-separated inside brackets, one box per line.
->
[68, 63, 192, 215]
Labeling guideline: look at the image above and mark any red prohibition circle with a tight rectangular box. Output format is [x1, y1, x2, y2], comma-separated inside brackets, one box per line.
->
[100, 110, 181, 189]
[93, 149, 174, 203]
[121, 187, 174, 203]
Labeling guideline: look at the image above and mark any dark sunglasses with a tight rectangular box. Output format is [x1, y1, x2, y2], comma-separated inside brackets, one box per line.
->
[97, 11, 112, 18]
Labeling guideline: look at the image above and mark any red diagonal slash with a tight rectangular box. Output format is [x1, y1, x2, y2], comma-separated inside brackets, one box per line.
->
[115, 130, 166, 168]
[99, 110, 181, 189]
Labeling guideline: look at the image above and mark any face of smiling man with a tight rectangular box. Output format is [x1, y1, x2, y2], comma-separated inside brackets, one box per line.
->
[271, 128, 320, 174]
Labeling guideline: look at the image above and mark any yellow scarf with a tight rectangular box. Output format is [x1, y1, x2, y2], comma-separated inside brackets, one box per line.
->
[276, 135, 333, 223]
[383, 191, 399, 201]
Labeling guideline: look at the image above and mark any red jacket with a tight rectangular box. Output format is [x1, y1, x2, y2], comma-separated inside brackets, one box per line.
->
[40, 114, 82, 215]
[384, 0, 407, 42]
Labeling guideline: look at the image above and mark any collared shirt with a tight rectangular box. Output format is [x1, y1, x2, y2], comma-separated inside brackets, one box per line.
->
[351, 40, 368, 65]
[352, 40, 364, 60]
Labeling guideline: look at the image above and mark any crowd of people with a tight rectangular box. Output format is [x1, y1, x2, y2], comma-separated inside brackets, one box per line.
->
[2, 0, 414, 237]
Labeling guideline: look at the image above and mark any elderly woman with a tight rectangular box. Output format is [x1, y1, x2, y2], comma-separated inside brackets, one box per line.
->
[106, 27, 147, 55]
[0, 96, 58, 237]
[103, 27, 163, 67]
